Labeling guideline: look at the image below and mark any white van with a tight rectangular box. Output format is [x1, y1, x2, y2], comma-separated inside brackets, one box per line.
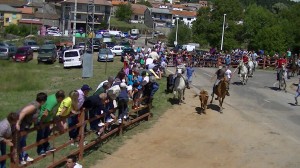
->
[109, 30, 122, 36]
[63, 49, 84, 68]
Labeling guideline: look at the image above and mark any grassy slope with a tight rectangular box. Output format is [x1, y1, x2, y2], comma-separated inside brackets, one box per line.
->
[0, 56, 172, 168]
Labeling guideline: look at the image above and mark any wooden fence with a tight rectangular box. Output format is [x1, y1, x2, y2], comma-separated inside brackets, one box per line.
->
[0, 97, 152, 168]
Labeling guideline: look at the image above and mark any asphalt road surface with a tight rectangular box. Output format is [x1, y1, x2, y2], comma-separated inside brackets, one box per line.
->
[172, 67, 300, 145]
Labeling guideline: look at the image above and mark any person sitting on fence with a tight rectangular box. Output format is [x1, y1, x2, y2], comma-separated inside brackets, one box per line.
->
[16, 92, 47, 165]
[95, 76, 115, 91]
[66, 155, 82, 168]
[0, 112, 19, 168]
[36, 90, 65, 156]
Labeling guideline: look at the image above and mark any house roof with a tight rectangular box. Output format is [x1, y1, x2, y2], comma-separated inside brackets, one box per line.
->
[132, 4, 147, 15]
[171, 10, 197, 17]
[0, 0, 27, 7]
[150, 8, 171, 14]
[62, 0, 112, 6]
[0, 4, 22, 13]
[34, 12, 60, 20]
[17, 7, 34, 14]
[19, 19, 42, 25]
[111, 0, 127, 6]
[172, 4, 184, 8]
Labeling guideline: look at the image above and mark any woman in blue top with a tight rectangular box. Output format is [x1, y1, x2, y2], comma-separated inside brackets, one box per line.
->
[127, 69, 134, 86]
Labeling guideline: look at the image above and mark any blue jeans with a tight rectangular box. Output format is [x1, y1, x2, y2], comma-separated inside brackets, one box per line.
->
[68, 115, 79, 140]
[19, 135, 28, 161]
[36, 123, 51, 154]
[0, 141, 6, 168]
[150, 83, 159, 97]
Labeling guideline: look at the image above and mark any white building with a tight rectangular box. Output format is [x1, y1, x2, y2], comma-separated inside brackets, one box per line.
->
[171, 10, 197, 28]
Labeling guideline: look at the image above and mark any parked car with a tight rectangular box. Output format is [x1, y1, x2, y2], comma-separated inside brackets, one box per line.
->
[63, 49, 84, 68]
[122, 32, 130, 38]
[24, 39, 40, 51]
[98, 48, 114, 62]
[111, 45, 124, 56]
[37, 45, 57, 64]
[130, 34, 138, 40]
[12, 46, 33, 62]
[77, 42, 86, 50]
[119, 41, 131, 48]
[121, 47, 135, 62]
[105, 42, 115, 48]
[0, 41, 17, 59]
[91, 39, 101, 51]
[0, 47, 10, 60]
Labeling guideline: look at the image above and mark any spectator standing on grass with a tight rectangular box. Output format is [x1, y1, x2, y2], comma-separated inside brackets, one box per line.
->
[16, 92, 47, 165]
[0, 112, 19, 168]
[65, 155, 82, 168]
[56, 90, 79, 133]
[68, 85, 92, 145]
[36, 90, 65, 156]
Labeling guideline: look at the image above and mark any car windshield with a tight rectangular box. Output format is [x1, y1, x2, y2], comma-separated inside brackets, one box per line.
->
[99, 49, 112, 54]
[28, 42, 37, 45]
[65, 51, 79, 57]
[0, 48, 7, 52]
[39, 49, 53, 54]
[16, 49, 27, 54]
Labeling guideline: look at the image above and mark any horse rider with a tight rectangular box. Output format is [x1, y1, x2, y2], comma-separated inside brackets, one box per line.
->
[211, 65, 229, 96]
[174, 63, 190, 89]
[275, 56, 287, 81]
[238, 54, 250, 74]
[251, 51, 258, 69]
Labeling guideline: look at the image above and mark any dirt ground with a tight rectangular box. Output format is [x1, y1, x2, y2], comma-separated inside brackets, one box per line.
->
[90, 88, 300, 168]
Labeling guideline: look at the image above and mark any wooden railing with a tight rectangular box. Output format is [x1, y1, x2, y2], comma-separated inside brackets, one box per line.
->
[0, 97, 152, 168]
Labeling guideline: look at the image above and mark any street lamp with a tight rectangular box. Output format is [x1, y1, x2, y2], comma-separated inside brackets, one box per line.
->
[174, 15, 179, 46]
[220, 13, 226, 51]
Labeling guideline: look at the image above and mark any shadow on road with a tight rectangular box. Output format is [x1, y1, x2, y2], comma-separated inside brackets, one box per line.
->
[232, 82, 243, 85]
[267, 86, 280, 91]
[195, 107, 205, 115]
[168, 98, 179, 105]
[207, 104, 222, 113]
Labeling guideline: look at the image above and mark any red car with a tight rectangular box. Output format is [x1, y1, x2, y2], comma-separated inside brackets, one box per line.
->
[12, 46, 34, 62]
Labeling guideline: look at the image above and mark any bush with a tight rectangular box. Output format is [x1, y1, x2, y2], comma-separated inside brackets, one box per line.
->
[4, 24, 38, 37]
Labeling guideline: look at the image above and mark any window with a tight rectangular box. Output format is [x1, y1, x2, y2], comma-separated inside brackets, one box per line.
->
[77, 14, 81, 19]
[95, 6, 100, 11]
[134, 15, 138, 20]
[187, 18, 191, 21]
[180, 17, 183, 20]
[5, 18, 10, 23]
[77, 4, 82, 10]
[12, 14, 16, 19]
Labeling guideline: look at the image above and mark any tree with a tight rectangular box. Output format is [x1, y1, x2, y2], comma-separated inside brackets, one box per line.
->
[115, 3, 133, 22]
[168, 20, 192, 46]
[137, 0, 152, 7]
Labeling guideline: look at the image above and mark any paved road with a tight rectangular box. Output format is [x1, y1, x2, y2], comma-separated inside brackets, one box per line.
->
[168, 66, 300, 146]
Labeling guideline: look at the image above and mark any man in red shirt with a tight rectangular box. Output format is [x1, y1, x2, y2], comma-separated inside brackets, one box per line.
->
[242, 55, 249, 64]
[276, 56, 287, 80]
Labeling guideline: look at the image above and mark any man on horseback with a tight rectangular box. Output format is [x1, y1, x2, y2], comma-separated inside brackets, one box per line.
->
[238, 54, 249, 74]
[211, 66, 229, 96]
[276, 56, 287, 81]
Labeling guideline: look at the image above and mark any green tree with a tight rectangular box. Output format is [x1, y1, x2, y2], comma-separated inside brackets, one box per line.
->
[168, 20, 192, 46]
[137, 0, 152, 7]
[115, 3, 133, 22]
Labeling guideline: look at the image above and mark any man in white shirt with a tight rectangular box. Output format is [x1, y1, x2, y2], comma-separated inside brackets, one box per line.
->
[225, 66, 232, 96]
[149, 48, 160, 61]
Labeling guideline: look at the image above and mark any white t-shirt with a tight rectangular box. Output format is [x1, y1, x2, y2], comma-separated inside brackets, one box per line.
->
[225, 69, 232, 79]
[145, 57, 154, 65]
[74, 163, 83, 168]
[149, 51, 159, 60]
[96, 80, 108, 90]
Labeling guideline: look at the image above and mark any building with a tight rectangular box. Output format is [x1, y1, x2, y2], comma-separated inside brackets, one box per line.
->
[171, 10, 197, 28]
[61, 0, 112, 32]
[145, 8, 172, 28]
[0, 4, 22, 27]
[130, 4, 147, 24]
[199, 0, 208, 8]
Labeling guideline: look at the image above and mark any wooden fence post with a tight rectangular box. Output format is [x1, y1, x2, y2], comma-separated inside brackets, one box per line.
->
[263, 56, 266, 69]
[10, 129, 19, 168]
[78, 110, 85, 161]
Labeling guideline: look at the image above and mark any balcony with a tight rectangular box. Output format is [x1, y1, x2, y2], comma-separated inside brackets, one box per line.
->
[153, 17, 172, 23]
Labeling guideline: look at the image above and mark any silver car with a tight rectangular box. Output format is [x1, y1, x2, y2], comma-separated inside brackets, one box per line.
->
[98, 48, 114, 62]
[24, 40, 40, 51]
[0, 47, 9, 60]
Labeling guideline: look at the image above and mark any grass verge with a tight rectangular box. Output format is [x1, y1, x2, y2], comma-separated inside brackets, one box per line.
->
[0, 56, 173, 168]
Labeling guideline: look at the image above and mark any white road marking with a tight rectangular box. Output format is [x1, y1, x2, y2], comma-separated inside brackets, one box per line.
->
[264, 99, 271, 103]
[203, 72, 212, 77]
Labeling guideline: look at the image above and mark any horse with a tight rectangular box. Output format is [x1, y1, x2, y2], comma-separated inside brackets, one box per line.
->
[278, 64, 287, 92]
[238, 61, 248, 85]
[173, 73, 186, 105]
[199, 89, 209, 114]
[248, 59, 255, 77]
[287, 61, 299, 77]
[210, 79, 228, 113]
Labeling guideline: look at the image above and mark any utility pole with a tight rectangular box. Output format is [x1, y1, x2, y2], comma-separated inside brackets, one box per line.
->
[72, 0, 77, 45]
